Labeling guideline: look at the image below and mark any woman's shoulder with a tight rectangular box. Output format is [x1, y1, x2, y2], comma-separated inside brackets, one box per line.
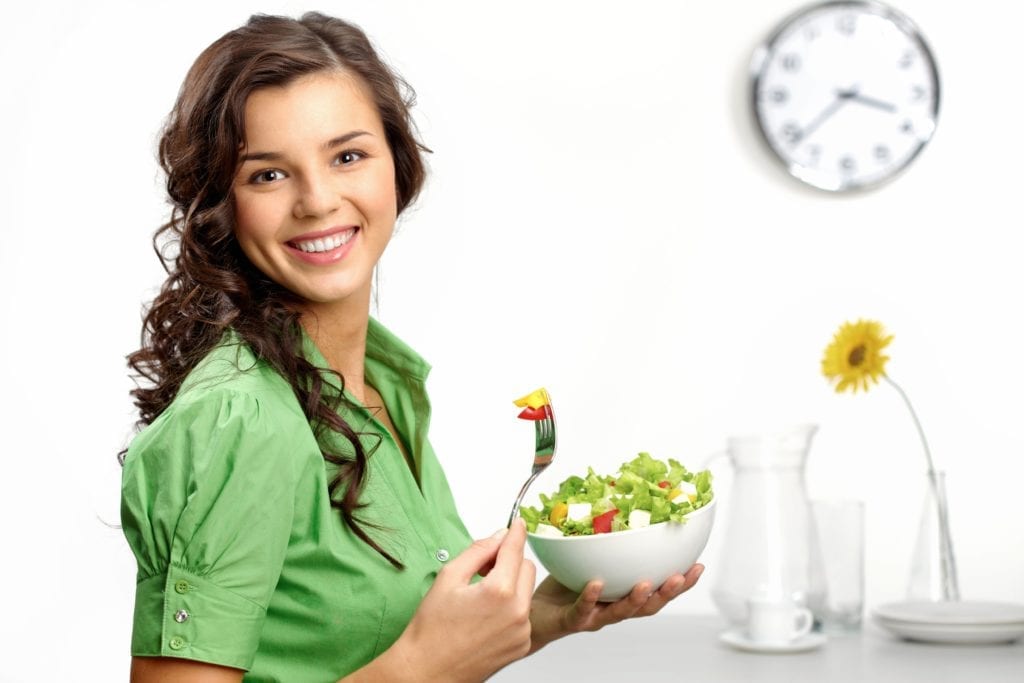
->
[126, 331, 314, 464]
[177, 330, 295, 402]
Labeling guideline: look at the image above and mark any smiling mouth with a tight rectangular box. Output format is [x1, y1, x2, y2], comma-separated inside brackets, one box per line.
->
[289, 228, 357, 253]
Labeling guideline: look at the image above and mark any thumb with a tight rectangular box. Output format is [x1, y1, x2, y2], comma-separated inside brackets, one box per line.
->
[437, 528, 509, 585]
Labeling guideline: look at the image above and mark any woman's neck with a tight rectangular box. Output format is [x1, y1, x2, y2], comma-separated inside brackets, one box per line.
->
[299, 291, 373, 403]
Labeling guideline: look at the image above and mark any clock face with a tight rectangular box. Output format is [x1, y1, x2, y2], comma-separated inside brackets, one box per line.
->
[752, 1, 940, 192]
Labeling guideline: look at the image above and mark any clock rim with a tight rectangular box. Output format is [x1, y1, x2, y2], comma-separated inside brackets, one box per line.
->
[750, 0, 942, 193]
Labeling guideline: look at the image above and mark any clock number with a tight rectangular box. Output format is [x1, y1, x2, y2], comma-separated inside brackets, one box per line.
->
[807, 145, 822, 167]
[768, 87, 789, 104]
[803, 24, 821, 42]
[874, 145, 891, 162]
[836, 14, 856, 35]
[900, 119, 914, 134]
[898, 49, 916, 69]
[911, 84, 927, 101]
[781, 122, 803, 145]
[781, 53, 802, 72]
[840, 156, 857, 174]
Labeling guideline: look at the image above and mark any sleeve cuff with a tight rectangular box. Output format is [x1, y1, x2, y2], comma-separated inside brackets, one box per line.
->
[130, 568, 266, 671]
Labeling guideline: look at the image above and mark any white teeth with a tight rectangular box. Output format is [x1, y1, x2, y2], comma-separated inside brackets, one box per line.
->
[294, 230, 355, 253]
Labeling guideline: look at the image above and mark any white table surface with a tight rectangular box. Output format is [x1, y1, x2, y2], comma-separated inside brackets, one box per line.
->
[493, 614, 1024, 682]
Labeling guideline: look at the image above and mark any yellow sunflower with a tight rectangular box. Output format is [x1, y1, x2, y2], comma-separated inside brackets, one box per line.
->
[821, 319, 893, 393]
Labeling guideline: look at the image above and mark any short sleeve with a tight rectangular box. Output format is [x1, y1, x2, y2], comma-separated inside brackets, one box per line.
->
[120, 388, 303, 671]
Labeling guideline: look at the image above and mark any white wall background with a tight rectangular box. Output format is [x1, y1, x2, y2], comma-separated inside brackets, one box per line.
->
[2, 0, 1022, 679]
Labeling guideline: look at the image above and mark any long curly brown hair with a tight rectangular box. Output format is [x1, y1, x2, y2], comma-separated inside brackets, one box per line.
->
[124, 12, 428, 568]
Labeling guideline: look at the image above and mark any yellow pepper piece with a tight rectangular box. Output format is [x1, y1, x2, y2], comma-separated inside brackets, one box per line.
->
[549, 502, 568, 526]
[513, 387, 550, 410]
[667, 488, 681, 501]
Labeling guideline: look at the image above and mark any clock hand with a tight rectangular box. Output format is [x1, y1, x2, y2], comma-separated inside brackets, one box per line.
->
[795, 94, 849, 145]
[847, 92, 897, 113]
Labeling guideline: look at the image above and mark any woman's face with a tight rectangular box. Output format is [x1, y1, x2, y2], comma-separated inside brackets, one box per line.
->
[232, 70, 397, 310]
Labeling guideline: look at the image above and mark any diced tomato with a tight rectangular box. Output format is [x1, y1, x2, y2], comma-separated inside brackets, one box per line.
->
[658, 480, 670, 489]
[592, 509, 619, 534]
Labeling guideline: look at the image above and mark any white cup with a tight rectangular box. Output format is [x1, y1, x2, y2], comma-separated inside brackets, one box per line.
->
[746, 597, 814, 643]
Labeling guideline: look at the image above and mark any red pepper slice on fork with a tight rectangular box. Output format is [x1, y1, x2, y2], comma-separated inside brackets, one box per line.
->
[517, 405, 548, 421]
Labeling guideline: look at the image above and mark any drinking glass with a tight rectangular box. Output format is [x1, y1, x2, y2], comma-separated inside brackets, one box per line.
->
[811, 499, 865, 633]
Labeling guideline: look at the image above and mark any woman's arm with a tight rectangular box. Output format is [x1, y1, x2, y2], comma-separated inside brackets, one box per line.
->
[132, 522, 535, 683]
[130, 657, 244, 682]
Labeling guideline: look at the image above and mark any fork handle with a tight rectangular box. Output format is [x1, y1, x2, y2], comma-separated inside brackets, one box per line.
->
[507, 469, 542, 528]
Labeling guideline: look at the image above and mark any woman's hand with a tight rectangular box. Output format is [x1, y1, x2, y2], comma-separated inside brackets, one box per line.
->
[528, 564, 705, 653]
[379, 519, 536, 683]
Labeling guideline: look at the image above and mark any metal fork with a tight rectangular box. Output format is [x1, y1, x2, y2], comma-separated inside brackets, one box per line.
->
[507, 394, 557, 528]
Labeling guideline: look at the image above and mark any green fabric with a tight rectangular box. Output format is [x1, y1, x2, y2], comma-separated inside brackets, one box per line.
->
[121, 319, 473, 681]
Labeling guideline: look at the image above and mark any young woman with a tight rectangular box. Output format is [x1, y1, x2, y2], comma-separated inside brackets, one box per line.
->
[120, 12, 704, 682]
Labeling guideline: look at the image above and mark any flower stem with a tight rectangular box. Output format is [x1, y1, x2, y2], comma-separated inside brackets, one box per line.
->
[882, 375, 936, 474]
[882, 374, 960, 601]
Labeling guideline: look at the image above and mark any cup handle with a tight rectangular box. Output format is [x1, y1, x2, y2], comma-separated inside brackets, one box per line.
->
[793, 607, 814, 639]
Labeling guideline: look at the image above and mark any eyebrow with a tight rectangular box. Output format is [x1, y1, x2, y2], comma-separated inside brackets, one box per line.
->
[238, 130, 372, 163]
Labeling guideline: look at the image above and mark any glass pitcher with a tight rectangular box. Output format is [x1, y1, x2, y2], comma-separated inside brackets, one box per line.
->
[708, 424, 827, 627]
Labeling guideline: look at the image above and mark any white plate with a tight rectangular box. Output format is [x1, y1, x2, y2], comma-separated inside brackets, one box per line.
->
[872, 601, 1024, 645]
[873, 600, 1024, 625]
[873, 618, 1024, 645]
[719, 628, 827, 654]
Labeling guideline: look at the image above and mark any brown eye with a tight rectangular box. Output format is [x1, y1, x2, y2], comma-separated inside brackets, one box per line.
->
[335, 150, 365, 166]
[251, 169, 285, 184]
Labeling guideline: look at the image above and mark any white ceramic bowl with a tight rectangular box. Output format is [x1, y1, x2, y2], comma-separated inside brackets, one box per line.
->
[526, 498, 717, 602]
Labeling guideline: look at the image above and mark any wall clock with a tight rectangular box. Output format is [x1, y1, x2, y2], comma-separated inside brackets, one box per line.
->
[751, 1, 940, 192]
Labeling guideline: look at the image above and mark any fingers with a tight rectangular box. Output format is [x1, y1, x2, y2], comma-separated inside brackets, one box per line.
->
[682, 563, 705, 590]
[635, 575, 684, 617]
[580, 580, 603, 605]
[568, 580, 604, 628]
[480, 518, 528, 588]
[591, 581, 651, 624]
[599, 564, 707, 621]
[637, 564, 706, 617]
[516, 557, 537, 599]
[439, 527, 509, 584]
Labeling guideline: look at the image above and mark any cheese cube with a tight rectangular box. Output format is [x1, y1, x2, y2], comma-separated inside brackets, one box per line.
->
[567, 502, 593, 521]
[628, 509, 651, 529]
[534, 523, 564, 538]
[671, 480, 698, 503]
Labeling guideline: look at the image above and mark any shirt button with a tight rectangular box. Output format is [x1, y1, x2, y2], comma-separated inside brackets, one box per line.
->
[169, 636, 185, 650]
[174, 580, 190, 594]
[435, 548, 450, 562]
[174, 610, 190, 623]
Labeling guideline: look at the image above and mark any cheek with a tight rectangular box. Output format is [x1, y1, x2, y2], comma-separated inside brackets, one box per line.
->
[232, 194, 277, 246]
[374, 167, 399, 225]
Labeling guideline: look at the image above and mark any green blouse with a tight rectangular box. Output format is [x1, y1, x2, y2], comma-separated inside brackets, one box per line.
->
[121, 319, 473, 681]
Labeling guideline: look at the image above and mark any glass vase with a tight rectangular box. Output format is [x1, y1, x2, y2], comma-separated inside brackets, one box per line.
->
[906, 470, 960, 601]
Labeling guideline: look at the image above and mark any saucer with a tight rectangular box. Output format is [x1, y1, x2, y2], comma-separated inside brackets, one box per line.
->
[719, 628, 827, 654]
[872, 600, 1024, 644]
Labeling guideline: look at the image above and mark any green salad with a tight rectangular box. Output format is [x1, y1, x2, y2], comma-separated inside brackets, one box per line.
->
[520, 452, 714, 537]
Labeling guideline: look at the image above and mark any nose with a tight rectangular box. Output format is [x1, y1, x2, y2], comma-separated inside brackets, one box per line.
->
[293, 170, 342, 219]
